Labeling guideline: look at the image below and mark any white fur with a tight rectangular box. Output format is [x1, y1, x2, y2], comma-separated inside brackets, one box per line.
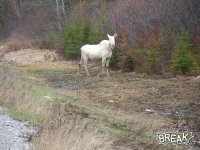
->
[77, 33, 117, 76]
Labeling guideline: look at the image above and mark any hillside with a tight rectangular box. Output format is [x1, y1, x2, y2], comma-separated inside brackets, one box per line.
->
[0, 0, 200, 150]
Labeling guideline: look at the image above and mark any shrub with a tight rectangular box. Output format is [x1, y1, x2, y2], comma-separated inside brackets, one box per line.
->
[63, 22, 86, 59]
[109, 47, 121, 70]
[171, 32, 194, 75]
[0, 1, 4, 27]
[190, 34, 200, 75]
[191, 61, 200, 75]
[144, 47, 161, 74]
[120, 49, 134, 72]
[134, 28, 162, 74]
[62, 21, 103, 60]
[160, 27, 175, 72]
[47, 32, 57, 50]
[112, 31, 135, 72]
[63, 22, 81, 59]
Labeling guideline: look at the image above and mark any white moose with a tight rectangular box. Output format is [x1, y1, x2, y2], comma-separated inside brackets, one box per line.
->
[77, 33, 117, 76]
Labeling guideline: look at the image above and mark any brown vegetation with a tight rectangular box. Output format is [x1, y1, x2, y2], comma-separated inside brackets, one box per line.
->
[2, 49, 60, 64]
[0, 0, 199, 75]
[0, 62, 199, 149]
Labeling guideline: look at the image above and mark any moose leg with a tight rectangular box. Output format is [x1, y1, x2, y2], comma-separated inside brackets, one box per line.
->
[83, 57, 90, 76]
[98, 58, 106, 77]
[77, 57, 83, 76]
[102, 57, 107, 75]
[106, 58, 110, 76]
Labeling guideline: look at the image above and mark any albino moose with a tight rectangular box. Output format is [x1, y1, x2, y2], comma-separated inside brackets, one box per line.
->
[77, 33, 117, 76]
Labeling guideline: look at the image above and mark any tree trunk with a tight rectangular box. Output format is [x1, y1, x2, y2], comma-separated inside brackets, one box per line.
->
[61, 0, 67, 21]
[55, 0, 61, 31]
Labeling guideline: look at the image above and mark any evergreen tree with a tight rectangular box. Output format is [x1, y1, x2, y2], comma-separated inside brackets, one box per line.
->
[171, 32, 194, 75]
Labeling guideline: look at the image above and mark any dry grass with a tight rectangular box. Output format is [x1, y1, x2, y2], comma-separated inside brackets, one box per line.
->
[16, 61, 77, 72]
[0, 75, 52, 124]
[34, 119, 112, 150]
[3, 49, 61, 65]
[0, 62, 199, 150]
[0, 64, 113, 150]
[3, 34, 34, 51]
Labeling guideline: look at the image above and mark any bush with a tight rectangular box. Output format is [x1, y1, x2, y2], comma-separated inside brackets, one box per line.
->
[62, 21, 102, 60]
[160, 27, 175, 72]
[0, 1, 4, 27]
[191, 61, 200, 75]
[134, 29, 162, 74]
[111, 31, 135, 72]
[47, 32, 57, 50]
[63, 22, 88, 59]
[144, 46, 161, 74]
[109, 47, 121, 70]
[171, 32, 194, 75]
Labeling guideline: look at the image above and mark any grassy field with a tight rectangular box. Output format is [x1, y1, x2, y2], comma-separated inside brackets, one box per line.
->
[0, 62, 199, 150]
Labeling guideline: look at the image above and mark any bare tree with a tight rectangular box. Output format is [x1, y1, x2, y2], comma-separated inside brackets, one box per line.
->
[61, 0, 67, 21]
[107, 0, 200, 46]
[6, 0, 23, 18]
[56, 0, 61, 30]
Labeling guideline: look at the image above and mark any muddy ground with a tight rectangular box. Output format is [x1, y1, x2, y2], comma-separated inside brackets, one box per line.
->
[0, 56, 200, 149]
[37, 63, 200, 148]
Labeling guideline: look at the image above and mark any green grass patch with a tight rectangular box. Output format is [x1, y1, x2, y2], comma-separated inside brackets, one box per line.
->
[70, 99, 135, 125]
[6, 78, 63, 101]
[68, 98, 136, 134]
[7, 107, 47, 125]
[89, 122, 127, 138]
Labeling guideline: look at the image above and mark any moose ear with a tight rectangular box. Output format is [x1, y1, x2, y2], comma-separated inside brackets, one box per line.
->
[114, 33, 118, 38]
[107, 34, 111, 38]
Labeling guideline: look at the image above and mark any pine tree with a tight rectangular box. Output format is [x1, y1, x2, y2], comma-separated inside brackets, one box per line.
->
[171, 32, 194, 75]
